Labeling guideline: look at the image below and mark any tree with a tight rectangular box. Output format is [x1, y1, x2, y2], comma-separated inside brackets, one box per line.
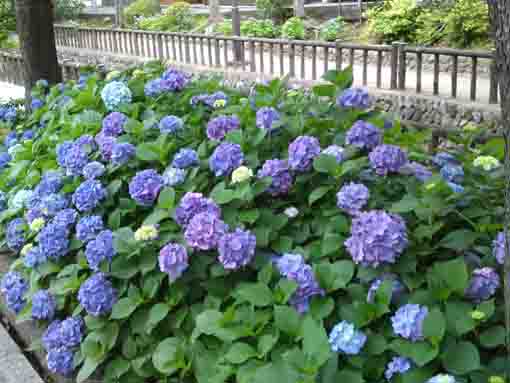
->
[209, 0, 221, 23]
[487, 0, 510, 380]
[294, 0, 304, 17]
[16, 0, 61, 103]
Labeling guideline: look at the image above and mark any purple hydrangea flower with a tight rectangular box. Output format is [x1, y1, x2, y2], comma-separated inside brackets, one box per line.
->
[6, 218, 27, 251]
[0, 271, 28, 314]
[257, 159, 293, 196]
[346, 121, 382, 150]
[184, 212, 228, 250]
[367, 274, 406, 304]
[494, 232, 507, 265]
[129, 169, 164, 206]
[83, 161, 106, 179]
[288, 136, 321, 172]
[322, 145, 344, 163]
[159, 243, 189, 281]
[160, 68, 190, 92]
[36, 171, 63, 195]
[31, 98, 44, 110]
[95, 132, 117, 161]
[38, 222, 69, 259]
[53, 208, 78, 228]
[465, 267, 500, 303]
[22, 129, 34, 141]
[61, 143, 89, 176]
[85, 230, 116, 271]
[56, 141, 73, 167]
[345, 210, 408, 268]
[275, 253, 324, 313]
[159, 115, 184, 134]
[111, 142, 135, 166]
[72, 179, 107, 212]
[209, 142, 244, 177]
[102, 112, 128, 136]
[101, 81, 132, 111]
[206, 115, 240, 141]
[191, 91, 228, 107]
[32, 290, 57, 320]
[145, 78, 164, 97]
[385, 357, 412, 380]
[336, 182, 370, 215]
[369, 144, 408, 176]
[256, 107, 281, 131]
[328, 320, 367, 355]
[218, 228, 257, 269]
[4, 131, 17, 148]
[78, 273, 118, 316]
[391, 304, 428, 342]
[47, 347, 75, 376]
[0, 107, 17, 124]
[440, 164, 464, 184]
[175, 192, 221, 227]
[432, 152, 459, 168]
[76, 135, 97, 153]
[38, 193, 69, 217]
[24, 246, 47, 268]
[401, 162, 433, 182]
[42, 317, 84, 351]
[337, 88, 371, 109]
[76, 216, 104, 242]
[172, 148, 199, 169]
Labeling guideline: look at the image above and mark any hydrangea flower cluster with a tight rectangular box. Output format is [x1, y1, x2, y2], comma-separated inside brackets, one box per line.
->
[38, 222, 70, 259]
[31, 98, 44, 110]
[0, 105, 17, 123]
[231, 166, 253, 183]
[402, 161, 433, 182]
[493, 231, 507, 265]
[184, 212, 228, 250]
[288, 136, 321, 172]
[0, 271, 28, 313]
[369, 144, 408, 176]
[206, 115, 240, 140]
[0, 151, 12, 170]
[95, 132, 117, 161]
[427, 375, 456, 383]
[85, 230, 116, 270]
[145, 69, 190, 96]
[129, 169, 164, 206]
[163, 167, 186, 186]
[432, 152, 459, 168]
[72, 179, 107, 212]
[440, 164, 464, 184]
[346, 121, 382, 150]
[102, 112, 128, 136]
[111, 142, 135, 166]
[134, 225, 159, 241]
[77, 273, 118, 316]
[336, 182, 370, 215]
[337, 88, 371, 109]
[83, 161, 106, 179]
[256, 107, 281, 131]
[275, 253, 324, 313]
[345, 210, 408, 268]
[159, 243, 189, 281]
[218, 228, 257, 269]
[32, 290, 57, 320]
[6, 218, 27, 251]
[209, 142, 244, 177]
[322, 145, 344, 163]
[328, 320, 367, 355]
[76, 215, 104, 242]
[175, 192, 221, 227]
[172, 148, 199, 169]
[257, 159, 293, 196]
[391, 304, 428, 342]
[24, 245, 47, 268]
[473, 155, 500, 171]
[159, 115, 184, 134]
[385, 357, 412, 380]
[465, 267, 500, 303]
[101, 81, 132, 110]
[191, 91, 228, 108]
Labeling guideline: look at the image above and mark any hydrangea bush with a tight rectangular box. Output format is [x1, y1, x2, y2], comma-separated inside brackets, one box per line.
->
[0, 64, 505, 383]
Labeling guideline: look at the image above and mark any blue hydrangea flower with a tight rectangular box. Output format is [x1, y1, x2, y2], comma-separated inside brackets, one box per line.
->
[95, 132, 117, 161]
[391, 304, 428, 342]
[62, 142, 89, 176]
[53, 208, 78, 228]
[385, 357, 412, 380]
[328, 320, 367, 355]
[257, 159, 293, 196]
[47, 347, 75, 376]
[322, 145, 344, 163]
[440, 164, 464, 184]
[36, 79, 49, 88]
[24, 246, 48, 268]
[72, 179, 107, 212]
[42, 317, 84, 351]
[78, 273, 118, 316]
[111, 142, 135, 166]
[0, 151, 11, 170]
[432, 152, 459, 168]
[288, 136, 321, 172]
[337, 182, 370, 215]
[102, 112, 128, 136]
[76, 135, 97, 154]
[346, 121, 382, 150]
[56, 141, 73, 167]
[175, 192, 221, 227]
[218, 228, 257, 270]
[369, 144, 408, 176]
[184, 212, 228, 250]
[31, 98, 44, 110]
[401, 161, 433, 182]
[159, 243, 189, 282]
[163, 167, 186, 186]
[159, 115, 184, 134]
[0, 271, 28, 314]
[337, 88, 371, 109]
[0, 190, 7, 211]
[4, 131, 17, 148]
[465, 267, 500, 303]
[85, 230, 116, 271]
[129, 169, 163, 206]
[32, 290, 57, 320]
[0, 107, 17, 124]
[35, 171, 63, 195]
[101, 81, 132, 111]
[22, 129, 34, 141]
[256, 107, 281, 131]
[76, 216, 104, 242]
[426, 375, 456, 383]
[38, 222, 69, 259]
[6, 218, 27, 251]
[83, 161, 106, 179]
[447, 182, 464, 193]
[160, 68, 190, 91]
[207, 115, 240, 141]
[209, 142, 244, 177]
[191, 91, 228, 108]
[172, 148, 199, 169]
[145, 78, 164, 97]
[38, 193, 69, 217]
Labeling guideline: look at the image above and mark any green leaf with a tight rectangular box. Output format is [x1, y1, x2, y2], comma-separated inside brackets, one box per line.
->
[313, 154, 341, 176]
[422, 308, 446, 344]
[302, 316, 332, 367]
[104, 358, 130, 380]
[321, 233, 344, 256]
[193, 310, 246, 342]
[335, 369, 363, 383]
[257, 331, 279, 356]
[274, 305, 301, 337]
[136, 143, 160, 161]
[143, 208, 169, 225]
[152, 337, 184, 375]
[439, 230, 479, 251]
[77, 357, 102, 383]
[253, 360, 300, 383]
[310, 297, 335, 320]
[234, 283, 273, 307]
[312, 84, 336, 97]
[390, 194, 420, 213]
[110, 297, 140, 320]
[108, 209, 121, 230]
[445, 301, 476, 336]
[157, 187, 175, 209]
[274, 279, 298, 304]
[224, 343, 258, 364]
[390, 340, 439, 366]
[323, 67, 353, 89]
[441, 341, 480, 375]
[211, 189, 237, 205]
[364, 333, 387, 355]
[480, 326, 505, 349]
[309, 186, 332, 206]
[240, 209, 260, 224]
[315, 260, 354, 292]
[146, 303, 170, 333]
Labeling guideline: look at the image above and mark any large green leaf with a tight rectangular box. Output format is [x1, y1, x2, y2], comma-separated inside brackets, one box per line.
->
[441, 341, 480, 375]
[152, 337, 185, 375]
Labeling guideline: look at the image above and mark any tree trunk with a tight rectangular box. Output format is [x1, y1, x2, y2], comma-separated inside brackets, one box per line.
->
[209, 0, 221, 23]
[15, 0, 61, 104]
[487, 0, 510, 380]
[294, 0, 304, 17]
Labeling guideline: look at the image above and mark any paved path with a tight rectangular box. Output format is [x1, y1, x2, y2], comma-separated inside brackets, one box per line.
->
[0, 82, 24, 102]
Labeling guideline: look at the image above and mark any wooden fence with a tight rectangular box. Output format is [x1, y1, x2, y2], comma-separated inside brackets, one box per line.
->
[52, 25, 499, 105]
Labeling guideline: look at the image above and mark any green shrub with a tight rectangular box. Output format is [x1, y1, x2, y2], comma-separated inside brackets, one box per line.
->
[214, 19, 233, 36]
[319, 17, 345, 41]
[138, 1, 193, 32]
[444, 0, 489, 48]
[54, 0, 84, 21]
[255, 0, 292, 23]
[366, 0, 421, 43]
[241, 19, 279, 38]
[282, 16, 305, 40]
[124, 0, 160, 26]
[415, 8, 447, 45]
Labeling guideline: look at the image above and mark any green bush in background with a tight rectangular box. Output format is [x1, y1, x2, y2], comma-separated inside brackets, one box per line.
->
[137, 1, 193, 32]
[320, 17, 345, 42]
[123, 0, 160, 26]
[282, 17, 306, 40]
[241, 19, 279, 38]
